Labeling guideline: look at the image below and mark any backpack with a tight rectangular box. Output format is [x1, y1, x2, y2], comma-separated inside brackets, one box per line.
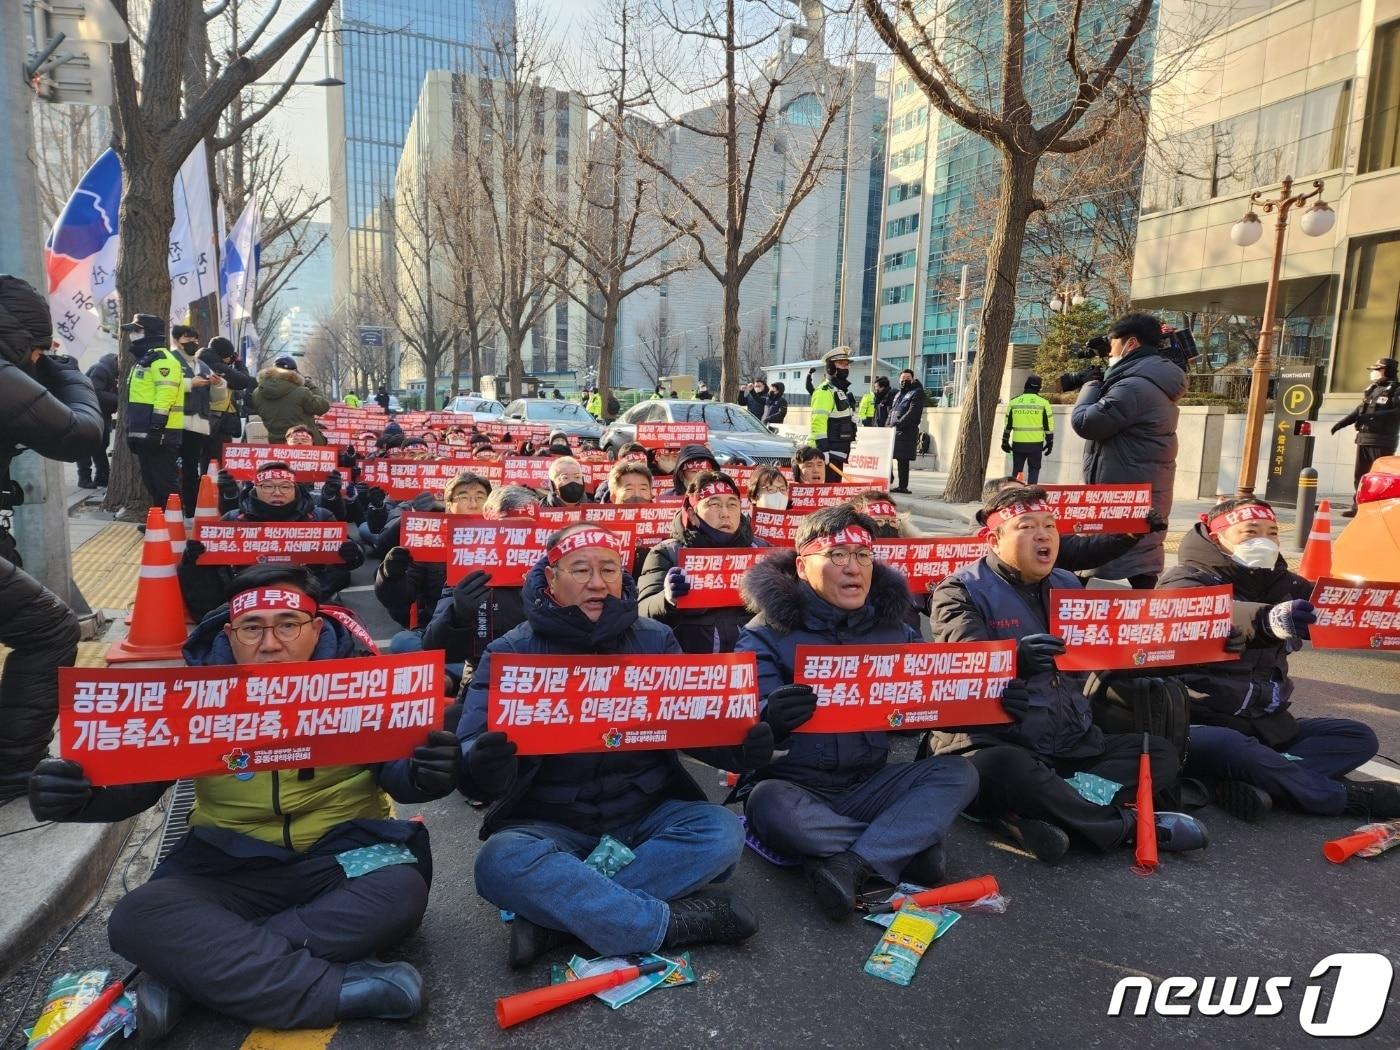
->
[1087, 672, 1190, 766]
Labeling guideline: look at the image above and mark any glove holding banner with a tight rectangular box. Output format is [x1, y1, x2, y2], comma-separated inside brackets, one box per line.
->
[382, 546, 413, 580]
[764, 684, 818, 742]
[338, 540, 365, 569]
[453, 570, 490, 622]
[1016, 633, 1066, 676]
[738, 722, 775, 770]
[662, 565, 691, 606]
[1265, 599, 1316, 642]
[468, 731, 519, 797]
[409, 731, 462, 797]
[28, 757, 92, 820]
[1145, 507, 1168, 533]
[997, 679, 1031, 723]
[181, 538, 206, 566]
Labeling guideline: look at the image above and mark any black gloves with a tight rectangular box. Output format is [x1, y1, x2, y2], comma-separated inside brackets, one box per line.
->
[763, 684, 818, 742]
[1016, 633, 1066, 677]
[338, 445, 357, 469]
[997, 679, 1032, 723]
[467, 731, 518, 796]
[338, 540, 365, 569]
[382, 546, 413, 580]
[216, 469, 239, 503]
[322, 472, 343, 503]
[29, 758, 93, 821]
[452, 570, 490, 622]
[738, 722, 775, 770]
[1043, 435, 1053, 455]
[1330, 419, 1346, 434]
[1001, 435, 1013, 454]
[1224, 625, 1247, 653]
[1145, 507, 1168, 533]
[182, 538, 206, 566]
[143, 428, 164, 452]
[408, 730, 461, 798]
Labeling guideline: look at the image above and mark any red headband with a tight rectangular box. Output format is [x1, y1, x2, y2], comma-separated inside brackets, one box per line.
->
[229, 587, 316, 620]
[862, 499, 898, 519]
[621, 451, 650, 464]
[798, 525, 873, 557]
[1205, 503, 1276, 535]
[693, 480, 738, 502]
[483, 502, 538, 521]
[255, 467, 296, 484]
[680, 457, 715, 474]
[547, 527, 630, 564]
[984, 500, 1054, 530]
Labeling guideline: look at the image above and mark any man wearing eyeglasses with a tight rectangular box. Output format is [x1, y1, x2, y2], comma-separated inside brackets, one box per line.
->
[734, 505, 979, 919]
[28, 565, 460, 1037]
[459, 523, 776, 968]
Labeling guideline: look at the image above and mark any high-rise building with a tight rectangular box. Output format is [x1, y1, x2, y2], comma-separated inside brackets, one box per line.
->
[326, 0, 514, 313]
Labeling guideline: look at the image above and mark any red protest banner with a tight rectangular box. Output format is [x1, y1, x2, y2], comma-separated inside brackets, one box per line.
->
[788, 482, 874, 512]
[400, 511, 451, 558]
[58, 653, 442, 786]
[222, 444, 338, 481]
[489, 652, 758, 754]
[194, 522, 350, 564]
[503, 456, 558, 489]
[723, 465, 757, 492]
[636, 422, 708, 449]
[555, 503, 678, 545]
[751, 507, 800, 546]
[444, 519, 634, 584]
[367, 458, 491, 499]
[793, 642, 1016, 733]
[675, 548, 776, 608]
[1309, 577, 1400, 650]
[1050, 585, 1234, 670]
[873, 537, 987, 594]
[1040, 485, 1152, 535]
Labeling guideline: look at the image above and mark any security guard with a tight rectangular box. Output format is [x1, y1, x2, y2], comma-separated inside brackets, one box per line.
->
[1333, 358, 1400, 517]
[344, 391, 361, 408]
[1001, 374, 1054, 484]
[123, 313, 202, 509]
[586, 386, 603, 420]
[809, 346, 858, 480]
[858, 375, 892, 428]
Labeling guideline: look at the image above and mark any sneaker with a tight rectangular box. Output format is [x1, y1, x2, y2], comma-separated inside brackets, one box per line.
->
[662, 892, 758, 949]
[1344, 780, 1400, 819]
[807, 851, 874, 919]
[506, 915, 576, 970]
[900, 843, 946, 887]
[77, 478, 97, 489]
[1211, 780, 1273, 823]
[997, 815, 1070, 864]
[336, 960, 423, 1021]
[1154, 811, 1210, 852]
[136, 977, 188, 1045]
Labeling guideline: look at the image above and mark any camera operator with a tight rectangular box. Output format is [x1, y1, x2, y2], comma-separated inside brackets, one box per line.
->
[0, 275, 104, 801]
[1069, 312, 1185, 589]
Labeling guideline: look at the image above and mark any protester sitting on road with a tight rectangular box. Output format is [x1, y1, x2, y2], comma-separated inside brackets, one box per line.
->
[649, 445, 681, 482]
[286, 424, 316, 446]
[594, 441, 650, 501]
[181, 461, 365, 618]
[671, 443, 719, 497]
[927, 486, 1208, 863]
[848, 490, 913, 538]
[735, 504, 979, 917]
[543, 455, 592, 508]
[28, 565, 459, 1036]
[608, 460, 655, 505]
[749, 466, 788, 510]
[1159, 497, 1399, 822]
[980, 477, 1169, 574]
[792, 445, 826, 484]
[637, 471, 769, 654]
[459, 522, 773, 967]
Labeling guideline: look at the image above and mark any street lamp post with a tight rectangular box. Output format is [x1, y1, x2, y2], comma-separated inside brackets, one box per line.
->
[1229, 176, 1335, 496]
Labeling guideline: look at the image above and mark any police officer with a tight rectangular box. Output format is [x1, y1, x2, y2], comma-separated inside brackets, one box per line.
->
[1002, 375, 1053, 484]
[586, 386, 603, 420]
[809, 347, 857, 479]
[858, 376, 892, 428]
[123, 313, 208, 509]
[1333, 358, 1400, 517]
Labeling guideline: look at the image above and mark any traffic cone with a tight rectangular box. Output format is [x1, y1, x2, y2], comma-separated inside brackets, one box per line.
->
[164, 495, 186, 557]
[1299, 499, 1333, 581]
[107, 507, 191, 663]
[192, 474, 219, 540]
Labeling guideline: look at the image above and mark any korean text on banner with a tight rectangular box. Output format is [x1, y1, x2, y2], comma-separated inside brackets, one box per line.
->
[675, 549, 776, 608]
[561, 503, 678, 545]
[1050, 585, 1234, 671]
[59, 653, 443, 786]
[873, 537, 987, 594]
[195, 522, 350, 564]
[788, 483, 876, 513]
[489, 652, 759, 754]
[222, 444, 338, 480]
[1039, 485, 1153, 535]
[843, 427, 895, 488]
[446, 520, 634, 585]
[751, 508, 801, 546]
[1309, 577, 1400, 650]
[635, 422, 709, 449]
[793, 642, 1016, 733]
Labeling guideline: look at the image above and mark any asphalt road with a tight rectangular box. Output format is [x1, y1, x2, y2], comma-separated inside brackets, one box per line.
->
[3, 562, 1400, 1050]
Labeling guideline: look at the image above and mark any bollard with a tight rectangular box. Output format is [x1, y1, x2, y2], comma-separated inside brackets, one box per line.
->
[1295, 467, 1318, 551]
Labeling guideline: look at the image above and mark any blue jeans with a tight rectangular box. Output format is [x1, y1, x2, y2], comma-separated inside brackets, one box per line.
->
[474, 799, 743, 956]
[1186, 717, 1378, 815]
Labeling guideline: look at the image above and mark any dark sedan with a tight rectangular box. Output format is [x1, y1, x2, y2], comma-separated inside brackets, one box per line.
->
[501, 398, 605, 443]
[601, 400, 796, 466]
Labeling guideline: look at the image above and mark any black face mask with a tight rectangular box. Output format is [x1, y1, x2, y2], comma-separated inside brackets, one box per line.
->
[874, 523, 901, 538]
[900, 378, 913, 390]
[557, 481, 586, 504]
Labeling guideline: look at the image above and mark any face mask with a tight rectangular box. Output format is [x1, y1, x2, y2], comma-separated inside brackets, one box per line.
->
[756, 491, 788, 510]
[1371, 371, 1385, 382]
[556, 481, 586, 503]
[1229, 537, 1279, 570]
[874, 523, 901, 538]
[621, 495, 649, 505]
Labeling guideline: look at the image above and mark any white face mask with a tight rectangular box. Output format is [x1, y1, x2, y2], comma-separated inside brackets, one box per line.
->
[1371, 371, 1385, 382]
[1229, 537, 1279, 570]
[756, 491, 788, 510]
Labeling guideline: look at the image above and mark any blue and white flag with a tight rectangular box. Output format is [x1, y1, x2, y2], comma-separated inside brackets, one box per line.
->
[44, 148, 121, 364]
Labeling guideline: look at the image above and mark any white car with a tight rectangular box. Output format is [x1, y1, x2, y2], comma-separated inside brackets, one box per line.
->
[446, 395, 506, 422]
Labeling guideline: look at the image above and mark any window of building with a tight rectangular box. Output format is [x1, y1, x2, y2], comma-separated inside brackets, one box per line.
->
[890, 142, 926, 168]
[879, 321, 913, 342]
[783, 93, 824, 127]
[884, 250, 915, 272]
[885, 214, 920, 238]
[883, 283, 914, 305]
[1362, 21, 1400, 174]
[887, 181, 921, 205]
[1335, 231, 1400, 391]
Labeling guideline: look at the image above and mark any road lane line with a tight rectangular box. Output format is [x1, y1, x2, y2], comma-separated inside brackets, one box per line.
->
[1357, 760, 1400, 784]
[238, 1025, 338, 1049]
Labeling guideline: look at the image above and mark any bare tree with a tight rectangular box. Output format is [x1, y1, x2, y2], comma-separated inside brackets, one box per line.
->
[105, 0, 333, 516]
[301, 318, 352, 397]
[739, 315, 770, 379]
[636, 304, 680, 386]
[431, 143, 500, 397]
[31, 105, 110, 228]
[864, 0, 1178, 500]
[622, 0, 860, 402]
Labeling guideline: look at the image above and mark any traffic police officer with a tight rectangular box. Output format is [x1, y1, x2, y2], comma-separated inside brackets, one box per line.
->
[1333, 358, 1400, 516]
[1002, 375, 1054, 484]
[123, 313, 203, 509]
[809, 347, 857, 480]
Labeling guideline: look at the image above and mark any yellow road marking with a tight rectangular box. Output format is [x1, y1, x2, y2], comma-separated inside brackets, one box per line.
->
[238, 1025, 339, 1050]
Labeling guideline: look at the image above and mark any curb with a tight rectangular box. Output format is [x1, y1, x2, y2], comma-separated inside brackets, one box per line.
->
[0, 815, 136, 985]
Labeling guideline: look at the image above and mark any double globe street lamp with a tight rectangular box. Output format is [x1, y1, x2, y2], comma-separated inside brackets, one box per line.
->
[1228, 176, 1336, 497]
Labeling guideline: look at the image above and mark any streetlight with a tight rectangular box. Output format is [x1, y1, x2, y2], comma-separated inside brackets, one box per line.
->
[1229, 176, 1335, 496]
[1048, 288, 1086, 313]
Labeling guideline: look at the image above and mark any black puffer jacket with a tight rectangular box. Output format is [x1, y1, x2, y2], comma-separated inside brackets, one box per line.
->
[374, 552, 447, 631]
[85, 353, 119, 417]
[671, 443, 714, 495]
[1157, 524, 1313, 747]
[422, 583, 526, 670]
[636, 511, 768, 654]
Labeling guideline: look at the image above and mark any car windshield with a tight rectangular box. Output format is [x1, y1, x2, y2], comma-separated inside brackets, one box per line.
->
[452, 398, 501, 414]
[523, 401, 591, 422]
[669, 401, 771, 434]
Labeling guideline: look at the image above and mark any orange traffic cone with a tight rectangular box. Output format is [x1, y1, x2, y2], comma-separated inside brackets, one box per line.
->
[164, 494, 186, 557]
[107, 507, 191, 663]
[192, 474, 219, 540]
[1299, 499, 1333, 581]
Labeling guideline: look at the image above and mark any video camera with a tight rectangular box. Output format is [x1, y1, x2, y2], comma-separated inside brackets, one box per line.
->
[1059, 335, 1111, 393]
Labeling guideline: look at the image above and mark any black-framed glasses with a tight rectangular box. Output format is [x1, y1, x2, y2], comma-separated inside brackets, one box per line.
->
[806, 548, 874, 567]
[230, 617, 316, 646]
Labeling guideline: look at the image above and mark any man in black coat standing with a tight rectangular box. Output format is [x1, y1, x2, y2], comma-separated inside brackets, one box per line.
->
[78, 352, 119, 488]
[888, 368, 925, 493]
[1332, 357, 1400, 517]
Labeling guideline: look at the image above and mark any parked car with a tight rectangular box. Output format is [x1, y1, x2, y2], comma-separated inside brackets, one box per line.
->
[601, 400, 796, 466]
[1334, 454, 1400, 582]
[446, 395, 506, 422]
[501, 398, 605, 443]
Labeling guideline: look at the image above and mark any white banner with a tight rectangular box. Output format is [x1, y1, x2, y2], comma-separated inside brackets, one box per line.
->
[168, 145, 219, 320]
[843, 426, 895, 487]
[220, 194, 259, 347]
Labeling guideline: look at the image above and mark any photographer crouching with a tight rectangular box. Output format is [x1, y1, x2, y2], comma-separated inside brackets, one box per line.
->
[1069, 313, 1185, 590]
[0, 275, 104, 801]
